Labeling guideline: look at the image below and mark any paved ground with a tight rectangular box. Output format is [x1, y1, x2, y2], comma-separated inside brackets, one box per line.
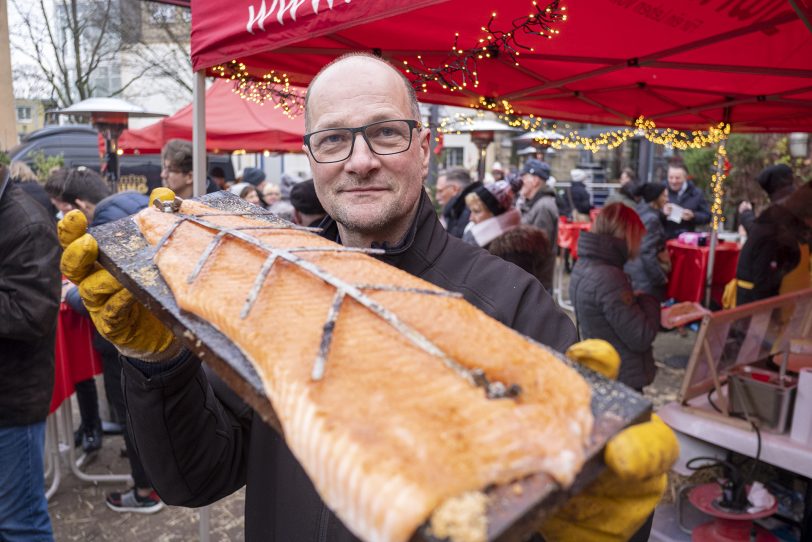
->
[47, 294, 697, 541]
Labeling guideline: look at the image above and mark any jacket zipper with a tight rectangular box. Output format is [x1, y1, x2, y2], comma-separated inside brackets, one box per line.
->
[317, 503, 330, 542]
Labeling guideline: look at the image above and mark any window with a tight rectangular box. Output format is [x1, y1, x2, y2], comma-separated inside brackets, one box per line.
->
[16, 106, 32, 122]
[442, 147, 464, 168]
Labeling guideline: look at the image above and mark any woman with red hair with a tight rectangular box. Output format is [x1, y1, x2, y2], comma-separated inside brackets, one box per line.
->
[569, 203, 660, 392]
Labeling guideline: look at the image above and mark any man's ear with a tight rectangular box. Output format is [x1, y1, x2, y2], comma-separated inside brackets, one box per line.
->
[74, 198, 93, 220]
[419, 128, 430, 179]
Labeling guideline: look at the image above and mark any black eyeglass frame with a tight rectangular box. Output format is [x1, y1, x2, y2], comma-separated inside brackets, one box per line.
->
[303, 119, 422, 164]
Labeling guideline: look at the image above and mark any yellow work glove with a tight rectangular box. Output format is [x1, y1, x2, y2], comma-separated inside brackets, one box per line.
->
[58, 188, 181, 362]
[538, 340, 680, 542]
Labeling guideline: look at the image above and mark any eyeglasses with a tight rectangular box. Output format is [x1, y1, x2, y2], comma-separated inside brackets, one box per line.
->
[304, 119, 421, 164]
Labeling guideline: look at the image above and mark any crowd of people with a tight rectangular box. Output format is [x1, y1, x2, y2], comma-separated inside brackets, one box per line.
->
[1, 52, 809, 542]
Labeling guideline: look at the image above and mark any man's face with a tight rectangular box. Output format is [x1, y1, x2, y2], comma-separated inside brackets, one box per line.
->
[161, 160, 193, 198]
[667, 167, 687, 193]
[303, 58, 429, 246]
[435, 175, 460, 206]
[520, 173, 538, 199]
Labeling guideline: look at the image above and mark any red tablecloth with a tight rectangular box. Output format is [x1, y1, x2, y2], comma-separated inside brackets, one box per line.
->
[50, 303, 103, 413]
[557, 218, 592, 260]
[666, 240, 740, 306]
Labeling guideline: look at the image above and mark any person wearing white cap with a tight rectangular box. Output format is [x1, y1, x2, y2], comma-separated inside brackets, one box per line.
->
[490, 161, 505, 181]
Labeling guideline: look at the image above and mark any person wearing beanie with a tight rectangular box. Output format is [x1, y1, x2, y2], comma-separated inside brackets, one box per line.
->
[625, 182, 670, 301]
[463, 181, 555, 290]
[519, 158, 558, 288]
[290, 179, 327, 227]
[738, 164, 799, 235]
[491, 161, 505, 181]
[242, 168, 267, 189]
[735, 182, 812, 306]
[567, 168, 593, 222]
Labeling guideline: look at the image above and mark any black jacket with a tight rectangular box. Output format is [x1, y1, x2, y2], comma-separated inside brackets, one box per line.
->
[625, 202, 669, 301]
[664, 181, 711, 239]
[122, 192, 577, 541]
[736, 204, 812, 305]
[0, 182, 61, 426]
[570, 231, 660, 390]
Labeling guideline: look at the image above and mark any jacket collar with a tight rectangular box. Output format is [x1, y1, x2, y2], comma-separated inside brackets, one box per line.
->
[527, 185, 556, 207]
[577, 231, 629, 267]
[319, 190, 444, 268]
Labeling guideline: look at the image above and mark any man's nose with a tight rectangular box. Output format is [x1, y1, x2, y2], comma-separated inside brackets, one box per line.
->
[344, 132, 380, 175]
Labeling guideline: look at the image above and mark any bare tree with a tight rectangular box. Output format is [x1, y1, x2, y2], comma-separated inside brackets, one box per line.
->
[10, 0, 192, 107]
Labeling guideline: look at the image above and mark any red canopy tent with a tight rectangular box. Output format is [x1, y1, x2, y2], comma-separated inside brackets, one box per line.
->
[191, 0, 812, 132]
[115, 78, 305, 154]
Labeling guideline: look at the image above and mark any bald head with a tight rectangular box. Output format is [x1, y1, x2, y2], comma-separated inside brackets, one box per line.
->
[305, 53, 421, 131]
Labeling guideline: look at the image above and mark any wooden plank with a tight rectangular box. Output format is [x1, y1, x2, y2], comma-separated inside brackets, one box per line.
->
[91, 191, 652, 542]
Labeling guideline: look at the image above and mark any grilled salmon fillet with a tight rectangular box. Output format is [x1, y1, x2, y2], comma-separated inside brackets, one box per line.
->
[134, 200, 593, 542]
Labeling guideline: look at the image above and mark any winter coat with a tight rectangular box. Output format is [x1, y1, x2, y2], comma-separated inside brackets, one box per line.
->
[664, 181, 711, 239]
[521, 185, 558, 287]
[735, 204, 812, 305]
[570, 231, 660, 390]
[122, 191, 577, 541]
[625, 202, 669, 301]
[92, 191, 149, 227]
[0, 182, 61, 426]
[568, 181, 591, 215]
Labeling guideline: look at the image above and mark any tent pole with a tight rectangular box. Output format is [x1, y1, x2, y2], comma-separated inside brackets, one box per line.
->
[704, 143, 726, 308]
[193, 70, 206, 197]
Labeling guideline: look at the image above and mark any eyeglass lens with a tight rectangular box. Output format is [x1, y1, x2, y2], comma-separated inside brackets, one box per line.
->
[309, 120, 414, 162]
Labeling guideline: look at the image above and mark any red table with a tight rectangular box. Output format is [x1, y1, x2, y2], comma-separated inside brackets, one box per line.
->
[50, 303, 103, 414]
[557, 217, 592, 260]
[666, 240, 740, 306]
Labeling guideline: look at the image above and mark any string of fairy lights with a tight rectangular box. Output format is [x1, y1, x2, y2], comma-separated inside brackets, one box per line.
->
[709, 145, 730, 230]
[403, 0, 567, 93]
[211, 62, 305, 118]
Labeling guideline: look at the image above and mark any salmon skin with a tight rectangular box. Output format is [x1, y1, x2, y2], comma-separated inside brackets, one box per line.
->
[134, 199, 593, 542]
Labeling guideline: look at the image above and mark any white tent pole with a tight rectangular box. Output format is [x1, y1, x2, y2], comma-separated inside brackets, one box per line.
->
[193, 71, 206, 197]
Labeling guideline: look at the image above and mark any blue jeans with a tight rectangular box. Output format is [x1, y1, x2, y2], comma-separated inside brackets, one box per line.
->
[0, 422, 54, 542]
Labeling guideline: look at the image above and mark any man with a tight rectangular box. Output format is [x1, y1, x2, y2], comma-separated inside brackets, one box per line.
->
[519, 158, 558, 289]
[60, 53, 677, 541]
[0, 165, 60, 541]
[161, 139, 218, 197]
[662, 162, 710, 239]
[435, 167, 475, 238]
[289, 178, 327, 227]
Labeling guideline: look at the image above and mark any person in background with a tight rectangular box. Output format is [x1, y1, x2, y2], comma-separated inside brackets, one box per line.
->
[605, 166, 639, 208]
[567, 168, 593, 222]
[738, 164, 798, 236]
[435, 167, 477, 238]
[209, 166, 227, 190]
[519, 158, 557, 287]
[490, 161, 505, 181]
[662, 162, 710, 240]
[51, 167, 165, 513]
[625, 182, 670, 301]
[9, 161, 58, 220]
[229, 182, 262, 206]
[0, 164, 60, 541]
[242, 167, 267, 192]
[463, 181, 553, 291]
[462, 180, 520, 246]
[290, 179, 327, 227]
[570, 202, 660, 392]
[262, 183, 282, 207]
[734, 183, 812, 306]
